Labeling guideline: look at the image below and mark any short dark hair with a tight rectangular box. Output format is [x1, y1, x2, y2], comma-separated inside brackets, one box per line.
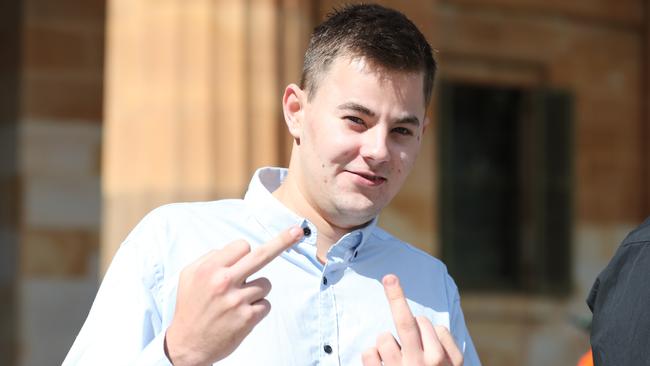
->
[300, 4, 436, 106]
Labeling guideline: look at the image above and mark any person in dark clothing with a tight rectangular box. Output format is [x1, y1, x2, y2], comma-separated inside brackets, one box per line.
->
[587, 217, 650, 365]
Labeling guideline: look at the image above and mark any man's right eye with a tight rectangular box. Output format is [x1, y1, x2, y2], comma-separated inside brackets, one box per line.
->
[345, 116, 365, 126]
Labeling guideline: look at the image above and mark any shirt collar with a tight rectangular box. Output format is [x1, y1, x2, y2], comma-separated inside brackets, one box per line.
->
[244, 167, 378, 256]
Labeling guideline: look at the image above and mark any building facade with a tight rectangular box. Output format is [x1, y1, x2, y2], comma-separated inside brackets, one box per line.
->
[2, 0, 648, 365]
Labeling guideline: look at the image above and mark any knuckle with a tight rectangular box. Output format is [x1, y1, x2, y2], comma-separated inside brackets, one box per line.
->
[254, 245, 269, 259]
[228, 239, 251, 254]
[240, 306, 255, 324]
[396, 318, 415, 332]
[361, 348, 378, 361]
[376, 332, 394, 347]
[258, 276, 271, 285]
[194, 263, 211, 277]
[193, 252, 217, 277]
[225, 292, 244, 309]
[433, 325, 450, 335]
[211, 270, 233, 295]
[415, 315, 429, 324]
[253, 300, 271, 322]
[395, 317, 409, 327]
[242, 301, 270, 326]
[258, 277, 272, 293]
[258, 298, 272, 313]
[426, 351, 445, 365]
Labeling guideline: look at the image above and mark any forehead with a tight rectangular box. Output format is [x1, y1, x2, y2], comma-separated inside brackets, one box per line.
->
[313, 56, 427, 114]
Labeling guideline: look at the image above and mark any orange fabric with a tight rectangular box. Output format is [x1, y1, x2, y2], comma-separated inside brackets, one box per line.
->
[577, 349, 594, 366]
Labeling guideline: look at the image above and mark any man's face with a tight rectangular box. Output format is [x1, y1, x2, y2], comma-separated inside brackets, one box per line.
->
[287, 56, 427, 228]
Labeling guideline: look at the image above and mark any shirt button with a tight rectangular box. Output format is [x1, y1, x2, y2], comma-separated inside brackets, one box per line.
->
[324, 344, 333, 354]
[303, 227, 311, 236]
[322, 276, 328, 285]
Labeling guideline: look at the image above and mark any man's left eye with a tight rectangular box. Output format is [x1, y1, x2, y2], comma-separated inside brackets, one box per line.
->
[392, 127, 413, 136]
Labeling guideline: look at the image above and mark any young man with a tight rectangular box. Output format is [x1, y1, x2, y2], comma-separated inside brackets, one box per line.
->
[65, 4, 480, 366]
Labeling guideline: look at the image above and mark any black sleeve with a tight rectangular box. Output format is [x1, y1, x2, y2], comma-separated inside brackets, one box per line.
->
[587, 217, 650, 366]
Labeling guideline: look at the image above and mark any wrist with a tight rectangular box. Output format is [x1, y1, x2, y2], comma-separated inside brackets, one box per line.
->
[164, 326, 208, 366]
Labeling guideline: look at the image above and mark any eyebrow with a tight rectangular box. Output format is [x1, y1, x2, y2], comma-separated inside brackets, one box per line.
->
[395, 115, 420, 127]
[337, 102, 375, 117]
[337, 102, 420, 127]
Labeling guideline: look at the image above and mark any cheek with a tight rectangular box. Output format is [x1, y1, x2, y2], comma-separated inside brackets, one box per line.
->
[323, 132, 359, 163]
[392, 148, 416, 175]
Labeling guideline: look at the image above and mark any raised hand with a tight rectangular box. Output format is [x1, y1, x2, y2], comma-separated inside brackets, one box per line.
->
[164, 226, 304, 366]
[362, 274, 464, 366]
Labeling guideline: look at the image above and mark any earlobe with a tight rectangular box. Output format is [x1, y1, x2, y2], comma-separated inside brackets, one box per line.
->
[282, 84, 305, 142]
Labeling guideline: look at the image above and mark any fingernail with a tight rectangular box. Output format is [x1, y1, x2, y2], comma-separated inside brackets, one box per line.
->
[383, 274, 397, 286]
[289, 226, 303, 239]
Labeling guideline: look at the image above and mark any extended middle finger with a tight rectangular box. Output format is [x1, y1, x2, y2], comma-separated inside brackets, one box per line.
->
[383, 274, 422, 354]
[229, 226, 303, 283]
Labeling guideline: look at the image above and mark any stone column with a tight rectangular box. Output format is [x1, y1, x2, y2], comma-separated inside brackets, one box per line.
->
[102, 0, 313, 272]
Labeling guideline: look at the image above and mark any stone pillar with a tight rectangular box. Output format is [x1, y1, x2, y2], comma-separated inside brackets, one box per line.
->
[0, 1, 23, 364]
[102, 0, 313, 272]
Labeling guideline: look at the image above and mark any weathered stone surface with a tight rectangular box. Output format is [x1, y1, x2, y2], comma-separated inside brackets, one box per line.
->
[433, 5, 644, 225]
[101, 0, 314, 270]
[24, 0, 106, 24]
[8, 1, 647, 366]
[447, 0, 643, 27]
[19, 277, 98, 366]
[22, 76, 104, 121]
[22, 228, 98, 277]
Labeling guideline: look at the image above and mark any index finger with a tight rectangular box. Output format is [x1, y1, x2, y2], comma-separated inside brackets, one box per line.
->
[382, 274, 422, 354]
[229, 226, 303, 282]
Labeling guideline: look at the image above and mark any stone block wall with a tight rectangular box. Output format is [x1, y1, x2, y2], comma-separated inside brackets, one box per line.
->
[16, 0, 106, 365]
[3, 0, 648, 365]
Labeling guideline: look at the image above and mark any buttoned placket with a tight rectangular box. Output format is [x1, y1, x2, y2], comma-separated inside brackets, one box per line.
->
[318, 231, 361, 365]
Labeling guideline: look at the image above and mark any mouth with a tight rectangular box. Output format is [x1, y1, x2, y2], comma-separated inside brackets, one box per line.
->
[346, 170, 387, 186]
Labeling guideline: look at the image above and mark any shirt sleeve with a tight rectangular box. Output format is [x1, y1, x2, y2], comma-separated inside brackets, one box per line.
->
[446, 274, 482, 366]
[587, 218, 650, 366]
[63, 208, 172, 366]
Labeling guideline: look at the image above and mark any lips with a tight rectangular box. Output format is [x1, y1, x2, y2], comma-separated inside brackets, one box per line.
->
[347, 170, 387, 186]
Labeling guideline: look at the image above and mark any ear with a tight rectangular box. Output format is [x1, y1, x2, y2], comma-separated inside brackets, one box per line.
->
[422, 115, 431, 134]
[282, 84, 306, 141]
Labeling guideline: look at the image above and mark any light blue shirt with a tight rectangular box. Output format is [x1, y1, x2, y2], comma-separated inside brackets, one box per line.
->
[64, 167, 480, 365]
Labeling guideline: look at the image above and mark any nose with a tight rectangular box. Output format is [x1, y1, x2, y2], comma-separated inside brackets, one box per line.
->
[359, 127, 390, 164]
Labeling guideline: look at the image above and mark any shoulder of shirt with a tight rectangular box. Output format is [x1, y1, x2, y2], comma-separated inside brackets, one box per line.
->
[124, 199, 249, 245]
[369, 226, 449, 271]
[621, 216, 650, 247]
[146, 199, 247, 220]
[121, 198, 250, 266]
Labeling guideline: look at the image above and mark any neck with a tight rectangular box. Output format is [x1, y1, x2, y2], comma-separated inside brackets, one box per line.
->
[272, 171, 354, 264]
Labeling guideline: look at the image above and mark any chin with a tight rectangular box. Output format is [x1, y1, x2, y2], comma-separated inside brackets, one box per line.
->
[332, 200, 383, 226]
